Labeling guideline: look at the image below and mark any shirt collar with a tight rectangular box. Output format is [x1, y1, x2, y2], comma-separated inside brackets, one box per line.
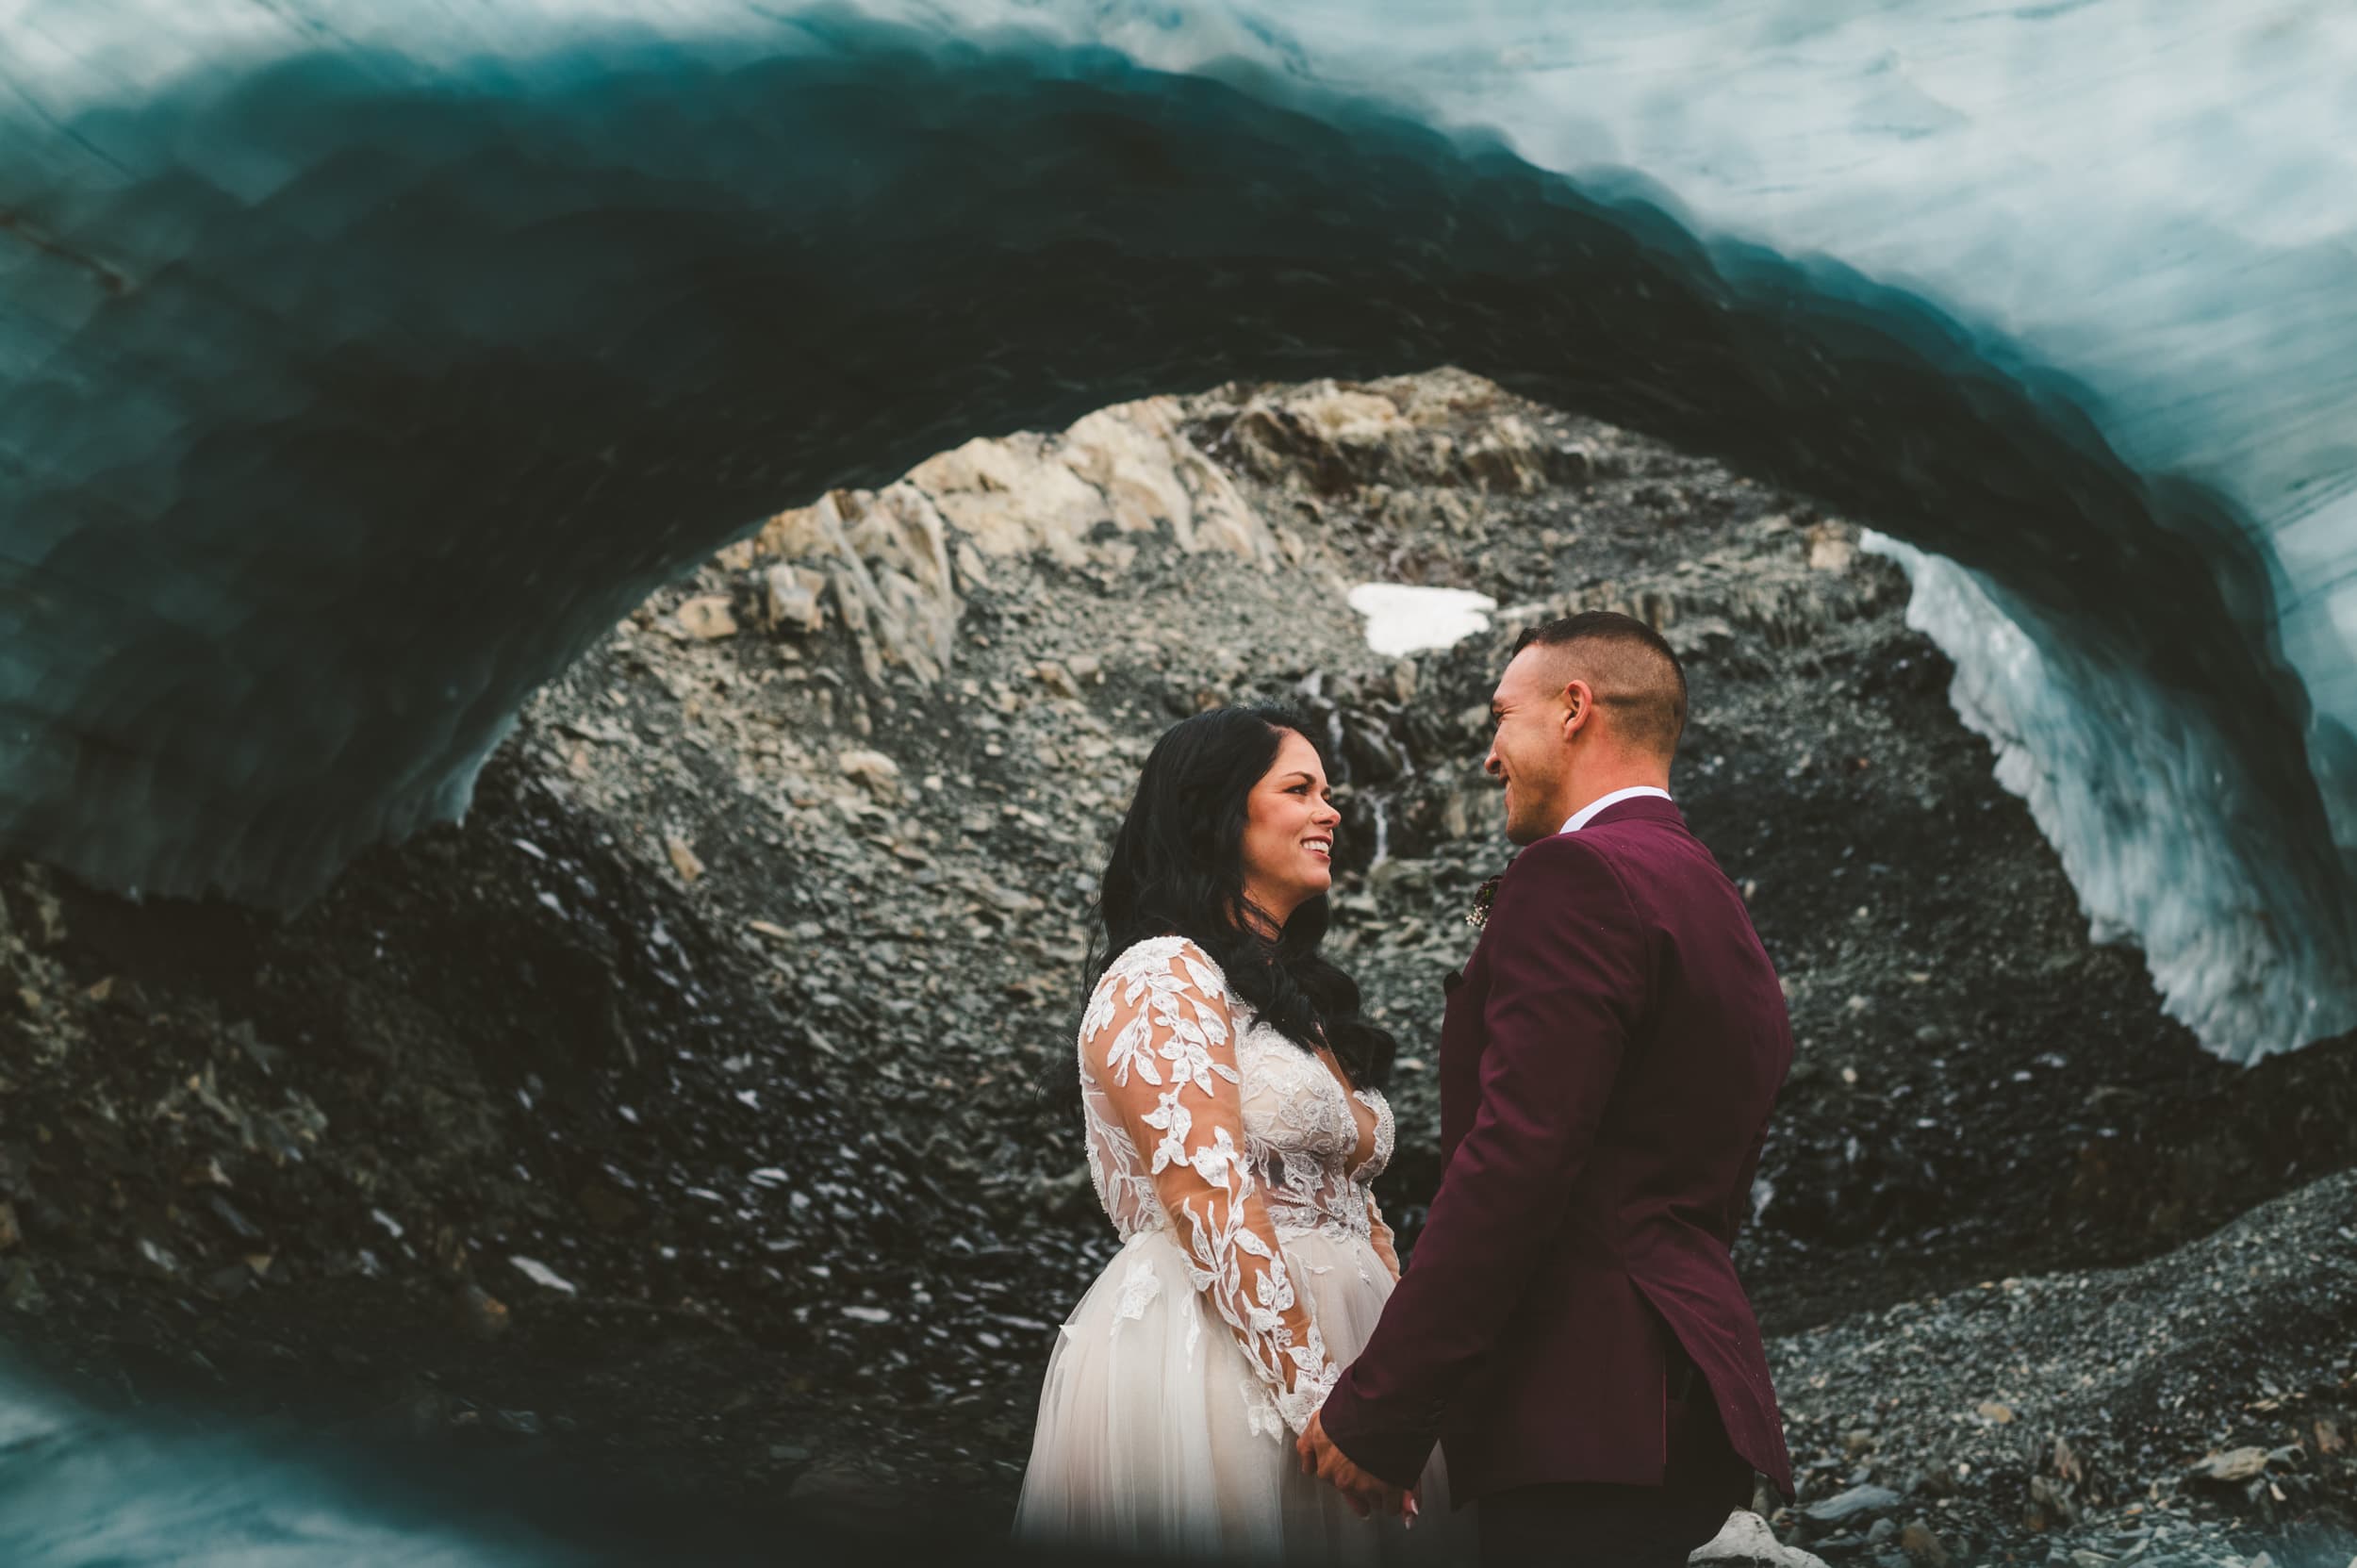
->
[1561, 785, 1673, 835]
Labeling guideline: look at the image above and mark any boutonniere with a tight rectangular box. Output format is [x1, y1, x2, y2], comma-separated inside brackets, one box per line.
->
[1465, 875, 1503, 930]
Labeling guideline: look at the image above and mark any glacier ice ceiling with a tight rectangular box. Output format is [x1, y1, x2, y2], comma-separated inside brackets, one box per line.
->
[3, 1, 2354, 1062]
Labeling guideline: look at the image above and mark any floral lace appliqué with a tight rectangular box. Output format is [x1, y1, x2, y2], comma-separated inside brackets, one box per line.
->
[1075, 937, 1391, 1441]
[1113, 1258, 1162, 1329]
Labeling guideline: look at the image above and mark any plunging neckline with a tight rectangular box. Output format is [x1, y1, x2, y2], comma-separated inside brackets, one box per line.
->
[1311, 1045, 1383, 1176]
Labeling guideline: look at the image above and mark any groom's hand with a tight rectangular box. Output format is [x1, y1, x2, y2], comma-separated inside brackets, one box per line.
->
[1296, 1411, 1412, 1521]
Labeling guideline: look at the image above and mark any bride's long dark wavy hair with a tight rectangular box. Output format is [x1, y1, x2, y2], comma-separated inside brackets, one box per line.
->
[1054, 704, 1396, 1108]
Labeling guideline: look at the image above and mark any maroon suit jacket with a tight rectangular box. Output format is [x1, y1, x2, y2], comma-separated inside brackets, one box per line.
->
[1320, 796, 1795, 1505]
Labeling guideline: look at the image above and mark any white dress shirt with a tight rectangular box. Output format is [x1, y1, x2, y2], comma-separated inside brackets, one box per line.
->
[1560, 785, 1673, 835]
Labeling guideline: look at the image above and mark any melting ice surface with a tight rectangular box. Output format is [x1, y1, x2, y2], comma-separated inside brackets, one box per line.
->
[3, 2, 2355, 1060]
[0, 1363, 581, 1566]
[1348, 585, 1498, 659]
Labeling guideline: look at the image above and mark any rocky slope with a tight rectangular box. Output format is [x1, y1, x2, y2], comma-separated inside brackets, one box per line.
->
[1, 371, 2350, 1566]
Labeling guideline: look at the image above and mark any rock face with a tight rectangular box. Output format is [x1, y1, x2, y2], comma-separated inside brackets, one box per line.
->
[1, 371, 2352, 1567]
[1770, 1172, 2357, 1567]
[710, 395, 1280, 689]
[919, 398, 1276, 565]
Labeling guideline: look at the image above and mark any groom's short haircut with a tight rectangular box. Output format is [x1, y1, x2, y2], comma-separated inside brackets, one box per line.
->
[1510, 611, 1688, 758]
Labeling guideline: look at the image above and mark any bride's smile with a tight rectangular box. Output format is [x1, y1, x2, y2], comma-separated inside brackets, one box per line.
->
[1240, 729, 1343, 928]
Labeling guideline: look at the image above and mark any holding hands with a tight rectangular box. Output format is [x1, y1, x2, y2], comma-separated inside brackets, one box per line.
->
[1296, 1411, 1418, 1525]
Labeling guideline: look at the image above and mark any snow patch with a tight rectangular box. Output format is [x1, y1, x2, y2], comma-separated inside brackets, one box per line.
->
[1347, 584, 1498, 658]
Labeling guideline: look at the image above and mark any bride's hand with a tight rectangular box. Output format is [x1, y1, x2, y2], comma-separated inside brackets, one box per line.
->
[1298, 1412, 1408, 1521]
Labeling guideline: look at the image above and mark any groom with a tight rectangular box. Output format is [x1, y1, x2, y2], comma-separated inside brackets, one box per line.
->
[1300, 611, 1796, 1566]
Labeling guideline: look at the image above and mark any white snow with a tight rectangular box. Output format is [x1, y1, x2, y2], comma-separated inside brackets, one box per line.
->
[1347, 584, 1498, 658]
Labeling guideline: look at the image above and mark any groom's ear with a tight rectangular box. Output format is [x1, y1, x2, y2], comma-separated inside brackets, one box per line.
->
[1561, 677, 1596, 736]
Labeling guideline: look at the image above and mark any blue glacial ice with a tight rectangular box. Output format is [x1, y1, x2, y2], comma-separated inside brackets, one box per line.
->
[2, 2, 2354, 1059]
[0, 1361, 583, 1566]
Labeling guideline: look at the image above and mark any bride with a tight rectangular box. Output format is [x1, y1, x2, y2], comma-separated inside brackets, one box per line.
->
[1015, 705, 1463, 1563]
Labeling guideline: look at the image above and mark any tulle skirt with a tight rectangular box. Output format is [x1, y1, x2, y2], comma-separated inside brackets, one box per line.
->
[1014, 1225, 1469, 1565]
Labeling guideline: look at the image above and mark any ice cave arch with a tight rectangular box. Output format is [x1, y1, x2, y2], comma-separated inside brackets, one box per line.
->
[2, 3, 2353, 1061]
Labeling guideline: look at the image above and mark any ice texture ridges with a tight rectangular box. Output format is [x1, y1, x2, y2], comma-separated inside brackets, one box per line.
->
[2, 1, 2353, 1058]
[1864, 535, 2352, 1060]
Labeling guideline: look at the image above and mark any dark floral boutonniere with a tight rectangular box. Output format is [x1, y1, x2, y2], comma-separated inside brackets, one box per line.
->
[1465, 875, 1503, 930]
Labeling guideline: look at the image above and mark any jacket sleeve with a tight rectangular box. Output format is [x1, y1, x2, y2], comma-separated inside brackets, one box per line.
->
[1317, 834, 1649, 1488]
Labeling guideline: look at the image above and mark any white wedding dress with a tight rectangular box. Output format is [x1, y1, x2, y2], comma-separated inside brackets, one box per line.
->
[1014, 936, 1465, 1563]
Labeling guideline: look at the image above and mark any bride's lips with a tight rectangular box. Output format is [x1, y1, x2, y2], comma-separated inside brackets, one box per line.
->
[1302, 834, 1332, 861]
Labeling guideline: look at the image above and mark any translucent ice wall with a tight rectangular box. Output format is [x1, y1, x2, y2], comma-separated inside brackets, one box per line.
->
[3, 2, 2353, 1059]
[0, 1362, 582, 1565]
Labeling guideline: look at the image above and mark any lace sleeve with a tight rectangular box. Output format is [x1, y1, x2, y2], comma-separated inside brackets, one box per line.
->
[1082, 940, 1340, 1436]
[1365, 1192, 1401, 1282]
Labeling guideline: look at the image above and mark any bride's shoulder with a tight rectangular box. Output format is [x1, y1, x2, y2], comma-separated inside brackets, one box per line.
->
[1096, 934, 1228, 996]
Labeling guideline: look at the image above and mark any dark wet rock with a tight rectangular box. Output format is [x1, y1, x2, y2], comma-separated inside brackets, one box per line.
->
[2028, 1474, 2082, 1530]
[455, 1283, 511, 1342]
[1897, 1521, 1948, 1566]
[3, 1258, 45, 1313]
[206, 1194, 264, 1242]
[2186, 1447, 2272, 1485]
[786, 1462, 915, 1530]
[1805, 1485, 1906, 1527]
